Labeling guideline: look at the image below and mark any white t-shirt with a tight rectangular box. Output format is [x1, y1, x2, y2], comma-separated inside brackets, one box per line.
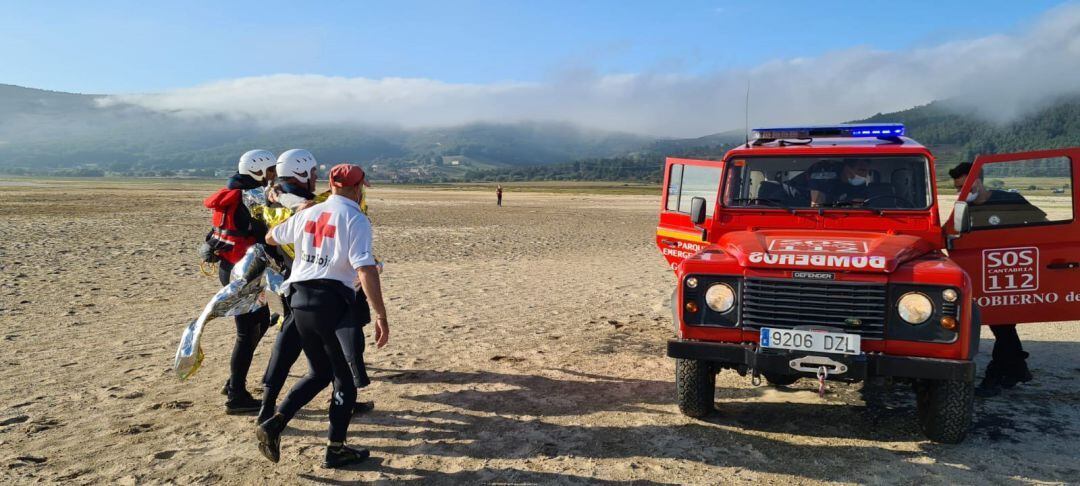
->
[271, 194, 376, 290]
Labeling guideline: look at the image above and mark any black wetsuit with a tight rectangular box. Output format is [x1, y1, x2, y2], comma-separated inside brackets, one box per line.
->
[275, 280, 362, 442]
[259, 287, 370, 422]
[220, 174, 271, 398]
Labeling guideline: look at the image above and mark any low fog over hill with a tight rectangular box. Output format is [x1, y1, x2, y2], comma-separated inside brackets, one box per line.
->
[2, 83, 1080, 183]
[0, 84, 652, 179]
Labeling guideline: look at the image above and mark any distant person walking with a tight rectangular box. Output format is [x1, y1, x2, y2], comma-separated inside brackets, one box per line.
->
[257, 163, 390, 469]
[496, 185, 503, 206]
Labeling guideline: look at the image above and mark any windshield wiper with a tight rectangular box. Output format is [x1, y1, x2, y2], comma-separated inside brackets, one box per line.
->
[729, 198, 797, 214]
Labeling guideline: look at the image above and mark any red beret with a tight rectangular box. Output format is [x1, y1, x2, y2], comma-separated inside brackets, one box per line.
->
[329, 164, 370, 188]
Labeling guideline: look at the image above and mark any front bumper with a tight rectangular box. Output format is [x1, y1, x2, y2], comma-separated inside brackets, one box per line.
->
[667, 339, 974, 382]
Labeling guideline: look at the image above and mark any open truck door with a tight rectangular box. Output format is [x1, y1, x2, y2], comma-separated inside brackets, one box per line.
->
[947, 147, 1080, 325]
[656, 158, 723, 269]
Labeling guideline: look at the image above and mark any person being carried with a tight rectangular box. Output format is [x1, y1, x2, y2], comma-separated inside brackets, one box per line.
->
[202, 149, 277, 414]
[257, 163, 390, 469]
[949, 162, 1038, 397]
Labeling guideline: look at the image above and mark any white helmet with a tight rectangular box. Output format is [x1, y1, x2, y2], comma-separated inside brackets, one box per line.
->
[276, 149, 318, 183]
[237, 149, 277, 182]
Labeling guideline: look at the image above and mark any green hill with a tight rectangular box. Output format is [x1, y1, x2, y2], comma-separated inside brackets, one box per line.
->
[0, 84, 652, 178]
[2, 82, 1079, 182]
[464, 96, 1080, 183]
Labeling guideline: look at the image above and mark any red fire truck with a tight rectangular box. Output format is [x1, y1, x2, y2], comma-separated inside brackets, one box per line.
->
[656, 123, 1080, 443]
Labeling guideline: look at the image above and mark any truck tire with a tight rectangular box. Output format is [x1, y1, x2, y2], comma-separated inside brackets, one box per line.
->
[914, 378, 973, 444]
[676, 359, 715, 418]
[764, 373, 800, 386]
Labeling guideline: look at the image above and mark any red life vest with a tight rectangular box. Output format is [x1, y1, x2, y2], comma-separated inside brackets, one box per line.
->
[203, 188, 257, 264]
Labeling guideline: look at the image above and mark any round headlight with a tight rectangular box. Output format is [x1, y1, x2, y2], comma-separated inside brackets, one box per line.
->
[686, 277, 698, 289]
[898, 292, 934, 324]
[942, 288, 958, 302]
[705, 283, 736, 313]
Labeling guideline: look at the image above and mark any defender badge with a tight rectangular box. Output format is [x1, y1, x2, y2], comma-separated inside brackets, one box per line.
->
[792, 271, 835, 280]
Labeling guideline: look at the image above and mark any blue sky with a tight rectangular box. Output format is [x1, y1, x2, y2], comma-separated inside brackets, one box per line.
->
[0, 0, 1069, 94]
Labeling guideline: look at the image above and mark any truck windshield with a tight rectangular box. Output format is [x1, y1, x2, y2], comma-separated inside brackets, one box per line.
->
[723, 156, 932, 210]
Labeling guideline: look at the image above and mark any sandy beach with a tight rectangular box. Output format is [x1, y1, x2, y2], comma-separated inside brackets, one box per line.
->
[1, 179, 1078, 485]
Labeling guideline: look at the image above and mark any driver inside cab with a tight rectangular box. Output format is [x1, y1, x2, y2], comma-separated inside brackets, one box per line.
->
[808, 158, 875, 207]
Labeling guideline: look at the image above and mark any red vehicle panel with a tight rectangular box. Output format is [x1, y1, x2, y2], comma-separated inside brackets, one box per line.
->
[946, 147, 1080, 325]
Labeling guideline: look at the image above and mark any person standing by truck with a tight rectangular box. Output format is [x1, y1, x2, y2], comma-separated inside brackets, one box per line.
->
[256, 163, 390, 468]
[949, 162, 1035, 397]
[203, 149, 277, 414]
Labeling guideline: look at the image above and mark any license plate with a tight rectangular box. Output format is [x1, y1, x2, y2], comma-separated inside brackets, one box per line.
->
[759, 328, 861, 355]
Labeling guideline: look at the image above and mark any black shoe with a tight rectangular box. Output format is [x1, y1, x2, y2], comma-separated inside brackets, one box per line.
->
[324, 444, 370, 469]
[226, 391, 261, 415]
[220, 379, 230, 396]
[256, 414, 285, 463]
[353, 401, 375, 416]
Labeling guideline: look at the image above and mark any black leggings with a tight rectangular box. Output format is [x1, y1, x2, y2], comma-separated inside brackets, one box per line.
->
[261, 290, 370, 422]
[260, 313, 301, 420]
[218, 261, 271, 394]
[276, 282, 357, 443]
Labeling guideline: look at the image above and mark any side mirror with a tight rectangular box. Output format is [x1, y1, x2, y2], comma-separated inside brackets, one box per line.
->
[690, 197, 707, 225]
[953, 201, 971, 234]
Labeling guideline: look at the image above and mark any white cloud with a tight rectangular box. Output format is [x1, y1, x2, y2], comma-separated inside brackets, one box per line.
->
[100, 4, 1080, 137]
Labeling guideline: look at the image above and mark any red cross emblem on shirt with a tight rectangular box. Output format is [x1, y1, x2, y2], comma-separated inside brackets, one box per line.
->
[304, 212, 337, 247]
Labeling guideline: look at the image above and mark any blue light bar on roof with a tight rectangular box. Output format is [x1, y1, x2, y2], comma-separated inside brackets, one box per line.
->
[751, 123, 905, 141]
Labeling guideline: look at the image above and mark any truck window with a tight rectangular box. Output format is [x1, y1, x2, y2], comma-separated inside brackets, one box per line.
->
[965, 156, 1073, 230]
[665, 164, 721, 216]
[665, 164, 684, 211]
[724, 156, 932, 210]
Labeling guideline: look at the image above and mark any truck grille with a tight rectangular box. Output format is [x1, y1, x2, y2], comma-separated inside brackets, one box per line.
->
[741, 278, 887, 339]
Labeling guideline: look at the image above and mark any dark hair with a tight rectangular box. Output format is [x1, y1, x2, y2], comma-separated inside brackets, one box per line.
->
[948, 162, 974, 180]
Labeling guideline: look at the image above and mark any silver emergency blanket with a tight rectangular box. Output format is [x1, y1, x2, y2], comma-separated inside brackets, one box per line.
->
[173, 244, 285, 380]
[242, 186, 268, 211]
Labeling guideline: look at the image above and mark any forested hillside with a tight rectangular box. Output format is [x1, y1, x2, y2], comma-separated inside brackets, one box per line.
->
[464, 96, 1080, 183]
[0, 84, 651, 178]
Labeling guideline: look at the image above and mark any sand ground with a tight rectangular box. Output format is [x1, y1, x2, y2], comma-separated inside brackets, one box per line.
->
[0, 180, 1078, 485]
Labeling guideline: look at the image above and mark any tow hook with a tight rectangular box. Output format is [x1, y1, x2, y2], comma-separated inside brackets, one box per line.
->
[789, 356, 847, 397]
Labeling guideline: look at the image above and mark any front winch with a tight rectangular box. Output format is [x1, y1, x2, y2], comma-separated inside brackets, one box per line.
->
[789, 355, 848, 375]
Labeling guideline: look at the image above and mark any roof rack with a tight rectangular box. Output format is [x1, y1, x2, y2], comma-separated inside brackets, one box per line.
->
[750, 123, 905, 146]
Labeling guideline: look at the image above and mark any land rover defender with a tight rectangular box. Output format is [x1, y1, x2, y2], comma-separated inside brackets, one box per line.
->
[656, 124, 1080, 443]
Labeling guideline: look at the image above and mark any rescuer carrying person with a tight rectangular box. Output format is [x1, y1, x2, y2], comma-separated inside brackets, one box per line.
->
[256, 151, 374, 425]
[202, 149, 277, 414]
[949, 162, 1038, 397]
[256, 163, 390, 469]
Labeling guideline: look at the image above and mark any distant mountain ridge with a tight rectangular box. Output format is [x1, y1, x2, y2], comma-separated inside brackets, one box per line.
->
[2, 83, 1079, 181]
[0, 84, 653, 178]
